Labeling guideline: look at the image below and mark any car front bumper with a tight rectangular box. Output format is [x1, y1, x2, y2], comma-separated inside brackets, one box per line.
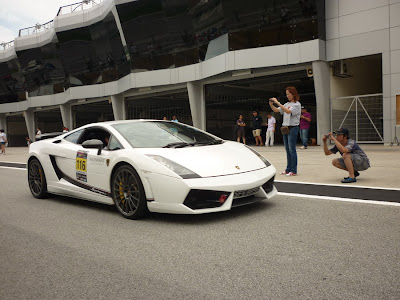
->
[145, 166, 277, 214]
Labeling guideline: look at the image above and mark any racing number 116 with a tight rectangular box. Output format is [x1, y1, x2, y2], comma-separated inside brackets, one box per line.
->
[76, 158, 86, 172]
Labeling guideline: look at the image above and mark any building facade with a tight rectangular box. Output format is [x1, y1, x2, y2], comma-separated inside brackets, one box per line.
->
[0, 0, 397, 146]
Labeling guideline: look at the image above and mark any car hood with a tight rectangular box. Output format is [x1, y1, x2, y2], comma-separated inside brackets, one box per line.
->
[138, 141, 268, 177]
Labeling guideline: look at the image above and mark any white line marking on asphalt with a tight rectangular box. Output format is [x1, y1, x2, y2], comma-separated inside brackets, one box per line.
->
[277, 192, 400, 207]
[275, 180, 400, 191]
[0, 166, 27, 171]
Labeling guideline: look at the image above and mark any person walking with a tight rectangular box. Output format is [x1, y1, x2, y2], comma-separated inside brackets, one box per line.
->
[236, 114, 246, 144]
[299, 106, 311, 149]
[269, 86, 301, 176]
[0, 129, 8, 154]
[251, 111, 264, 146]
[265, 112, 276, 146]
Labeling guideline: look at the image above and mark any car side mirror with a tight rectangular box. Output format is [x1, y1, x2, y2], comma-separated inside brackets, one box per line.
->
[82, 139, 103, 155]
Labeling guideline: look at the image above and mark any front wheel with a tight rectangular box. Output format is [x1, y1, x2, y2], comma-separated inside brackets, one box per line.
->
[28, 158, 48, 198]
[111, 165, 148, 219]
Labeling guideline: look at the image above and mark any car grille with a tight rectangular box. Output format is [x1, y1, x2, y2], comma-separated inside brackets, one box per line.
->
[233, 186, 260, 199]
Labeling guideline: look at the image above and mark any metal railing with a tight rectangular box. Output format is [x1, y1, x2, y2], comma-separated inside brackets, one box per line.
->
[331, 94, 383, 143]
[19, 20, 54, 37]
[0, 40, 14, 50]
[57, 0, 103, 16]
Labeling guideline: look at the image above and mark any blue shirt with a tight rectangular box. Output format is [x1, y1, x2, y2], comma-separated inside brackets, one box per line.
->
[330, 139, 369, 160]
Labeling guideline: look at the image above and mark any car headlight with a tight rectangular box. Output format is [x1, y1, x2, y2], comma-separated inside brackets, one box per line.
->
[245, 146, 271, 167]
[146, 155, 201, 179]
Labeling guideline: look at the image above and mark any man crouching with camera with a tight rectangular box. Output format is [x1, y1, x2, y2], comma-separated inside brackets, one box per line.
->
[323, 128, 370, 183]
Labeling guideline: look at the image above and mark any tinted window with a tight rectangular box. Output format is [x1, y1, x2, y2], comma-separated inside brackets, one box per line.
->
[112, 121, 218, 148]
[64, 129, 84, 144]
[78, 128, 110, 147]
[108, 135, 123, 151]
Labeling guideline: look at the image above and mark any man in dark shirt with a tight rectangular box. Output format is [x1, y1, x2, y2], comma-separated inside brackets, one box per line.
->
[251, 111, 264, 146]
[323, 128, 370, 183]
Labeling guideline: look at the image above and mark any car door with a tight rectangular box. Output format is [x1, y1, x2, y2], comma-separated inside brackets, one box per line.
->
[84, 147, 112, 196]
[48, 129, 86, 187]
[52, 127, 110, 196]
[84, 134, 124, 195]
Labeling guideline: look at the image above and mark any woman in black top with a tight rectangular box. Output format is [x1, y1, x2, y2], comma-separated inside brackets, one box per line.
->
[236, 114, 246, 144]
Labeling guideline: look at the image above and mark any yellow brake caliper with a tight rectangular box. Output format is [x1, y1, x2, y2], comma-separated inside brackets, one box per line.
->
[118, 180, 125, 205]
[39, 168, 43, 183]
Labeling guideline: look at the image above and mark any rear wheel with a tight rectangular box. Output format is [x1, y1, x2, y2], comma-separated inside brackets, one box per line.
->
[28, 158, 47, 198]
[111, 165, 148, 219]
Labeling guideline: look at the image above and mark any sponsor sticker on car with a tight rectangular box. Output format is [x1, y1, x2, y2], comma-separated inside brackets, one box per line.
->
[76, 151, 88, 182]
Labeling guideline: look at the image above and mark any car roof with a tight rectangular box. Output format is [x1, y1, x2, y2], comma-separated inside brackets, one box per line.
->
[85, 119, 169, 127]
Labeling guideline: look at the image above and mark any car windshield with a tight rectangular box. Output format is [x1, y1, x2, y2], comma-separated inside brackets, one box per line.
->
[112, 121, 221, 148]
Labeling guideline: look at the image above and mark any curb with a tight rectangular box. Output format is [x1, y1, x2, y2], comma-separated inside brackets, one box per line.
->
[2, 162, 399, 203]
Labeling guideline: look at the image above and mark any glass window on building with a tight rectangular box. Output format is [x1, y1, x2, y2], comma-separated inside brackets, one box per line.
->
[57, 12, 128, 89]
[16, 41, 67, 97]
[0, 59, 26, 104]
[35, 109, 63, 134]
[6, 114, 28, 147]
[126, 90, 192, 125]
[72, 100, 114, 128]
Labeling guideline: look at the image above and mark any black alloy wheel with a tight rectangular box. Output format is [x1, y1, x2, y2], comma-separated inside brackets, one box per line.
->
[111, 165, 148, 219]
[28, 158, 48, 198]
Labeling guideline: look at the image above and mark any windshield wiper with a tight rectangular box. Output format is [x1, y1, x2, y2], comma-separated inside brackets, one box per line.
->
[193, 140, 224, 146]
[164, 140, 224, 148]
[163, 142, 192, 148]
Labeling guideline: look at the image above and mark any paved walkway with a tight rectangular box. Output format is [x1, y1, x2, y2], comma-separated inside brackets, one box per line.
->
[255, 144, 400, 190]
[1, 144, 399, 190]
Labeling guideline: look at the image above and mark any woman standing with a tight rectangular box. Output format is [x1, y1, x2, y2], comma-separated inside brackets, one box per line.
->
[269, 86, 301, 176]
[236, 114, 246, 144]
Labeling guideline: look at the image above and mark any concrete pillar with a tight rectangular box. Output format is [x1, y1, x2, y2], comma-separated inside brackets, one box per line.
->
[187, 81, 206, 130]
[60, 102, 73, 130]
[312, 61, 331, 145]
[0, 114, 6, 132]
[111, 95, 126, 120]
[24, 110, 36, 142]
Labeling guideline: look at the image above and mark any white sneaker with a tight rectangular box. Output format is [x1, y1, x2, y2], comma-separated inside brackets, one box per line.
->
[299, 146, 306, 150]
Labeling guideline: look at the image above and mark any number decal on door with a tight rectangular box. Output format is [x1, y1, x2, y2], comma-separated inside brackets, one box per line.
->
[76, 151, 88, 182]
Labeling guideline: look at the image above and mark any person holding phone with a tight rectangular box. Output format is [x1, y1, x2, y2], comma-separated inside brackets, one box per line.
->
[269, 86, 301, 176]
[323, 128, 370, 183]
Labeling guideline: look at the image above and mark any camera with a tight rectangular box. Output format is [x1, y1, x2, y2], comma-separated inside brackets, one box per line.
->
[324, 131, 336, 138]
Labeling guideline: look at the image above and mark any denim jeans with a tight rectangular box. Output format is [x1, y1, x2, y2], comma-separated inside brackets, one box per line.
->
[300, 128, 309, 147]
[282, 126, 299, 174]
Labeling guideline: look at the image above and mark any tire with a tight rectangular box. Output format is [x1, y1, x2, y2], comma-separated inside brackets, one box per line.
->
[28, 158, 48, 198]
[111, 165, 148, 219]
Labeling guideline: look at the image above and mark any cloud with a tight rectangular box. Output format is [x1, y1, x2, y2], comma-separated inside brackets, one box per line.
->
[0, 26, 16, 44]
[0, 0, 82, 41]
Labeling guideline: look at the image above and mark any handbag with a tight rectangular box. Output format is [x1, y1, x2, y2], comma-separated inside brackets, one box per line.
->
[280, 126, 290, 134]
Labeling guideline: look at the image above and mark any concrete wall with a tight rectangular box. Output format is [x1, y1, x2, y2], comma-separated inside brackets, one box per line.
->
[326, 0, 399, 144]
[330, 55, 382, 99]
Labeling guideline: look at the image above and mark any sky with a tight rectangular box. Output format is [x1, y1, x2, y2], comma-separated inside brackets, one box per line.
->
[0, 0, 89, 43]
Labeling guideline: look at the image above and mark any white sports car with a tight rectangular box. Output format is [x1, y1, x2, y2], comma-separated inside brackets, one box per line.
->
[27, 120, 277, 219]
